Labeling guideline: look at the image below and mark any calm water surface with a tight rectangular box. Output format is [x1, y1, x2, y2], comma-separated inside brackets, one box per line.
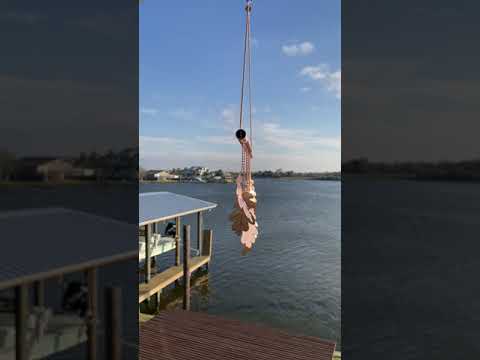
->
[141, 179, 341, 344]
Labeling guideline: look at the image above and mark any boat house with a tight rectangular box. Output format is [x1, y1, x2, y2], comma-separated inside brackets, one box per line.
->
[138, 192, 217, 310]
[0, 208, 137, 360]
[137, 192, 338, 360]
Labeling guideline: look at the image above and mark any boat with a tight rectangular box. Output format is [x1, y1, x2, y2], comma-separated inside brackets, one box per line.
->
[0, 207, 137, 360]
[138, 192, 217, 309]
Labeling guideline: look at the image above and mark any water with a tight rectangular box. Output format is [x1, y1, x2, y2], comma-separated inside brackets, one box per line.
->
[342, 178, 480, 358]
[0, 183, 139, 358]
[141, 178, 341, 344]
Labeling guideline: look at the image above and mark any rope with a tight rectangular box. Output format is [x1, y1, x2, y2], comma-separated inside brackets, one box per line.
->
[239, 0, 253, 136]
[239, 1, 253, 191]
[247, 8, 253, 150]
[239, 6, 249, 129]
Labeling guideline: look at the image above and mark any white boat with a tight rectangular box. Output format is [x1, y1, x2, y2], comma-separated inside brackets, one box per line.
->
[139, 234, 176, 261]
[0, 307, 87, 360]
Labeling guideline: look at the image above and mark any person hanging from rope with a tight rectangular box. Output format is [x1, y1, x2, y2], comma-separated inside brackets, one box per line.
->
[229, 0, 258, 252]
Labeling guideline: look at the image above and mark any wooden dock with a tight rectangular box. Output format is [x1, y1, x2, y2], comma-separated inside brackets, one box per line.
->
[139, 192, 217, 311]
[139, 255, 210, 303]
[140, 310, 336, 360]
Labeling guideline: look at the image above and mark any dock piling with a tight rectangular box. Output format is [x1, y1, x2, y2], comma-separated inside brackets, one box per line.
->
[15, 284, 28, 360]
[175, 217, 180, 266]
[86, 267, 98, 360]
[183, 225, 191, 310]
[105, 286, 122, 360]
[144, 224, 151, 283]
[202, 229, 213, 270]
[197, 212, 203, 254]
[34, 280, 45, 307]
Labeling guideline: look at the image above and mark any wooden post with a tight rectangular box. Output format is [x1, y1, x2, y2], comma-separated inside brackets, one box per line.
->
[175, 217, 180, 266]
[105, 287, 122, 360]
[155, 290, 161, 310]
[197, 212, 203, 254]
[144, 224, 151, 283]
[202, 229, 213, 271]
[183, 224, 191, 310]
[15, 284, 28, 360]
[201, 229, 213, 257]
[87, 267, 98, 360]
[34, 280, 45, 307]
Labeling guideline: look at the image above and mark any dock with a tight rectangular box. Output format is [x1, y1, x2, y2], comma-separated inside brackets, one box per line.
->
[138, 192, 338, 359]
[0, 208, 137, 360]
[138, 255, 209, 303]
[140, 310, 336, 360]
[139, 192, 217, 310]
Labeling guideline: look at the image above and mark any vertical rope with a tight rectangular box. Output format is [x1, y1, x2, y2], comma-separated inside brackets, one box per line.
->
[239, 1, 253, 192]
[247, 9, 253, 151]
[239, 8, 249, 129]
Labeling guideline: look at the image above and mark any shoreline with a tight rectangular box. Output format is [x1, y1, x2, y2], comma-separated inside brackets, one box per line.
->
[0, 180, 137, 186]
[0, 177, 341, 187]
[140, 177, 340, 184]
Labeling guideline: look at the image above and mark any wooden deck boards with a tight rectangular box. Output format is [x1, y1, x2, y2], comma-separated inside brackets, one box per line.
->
[139, 256, 210, 303]
[140, 310, 336, 360]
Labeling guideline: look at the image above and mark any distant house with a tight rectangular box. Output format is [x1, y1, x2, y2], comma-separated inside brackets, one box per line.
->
[224, 172, 233, 183]
[194, 166, 208, 176]
[182, 166, 208, 178]
[143, 170, 179, 181]
[14, 157, 54, 181]
[71, 167, 96, 179]
[191, 176, 206, 183]
[144, 170, 161, 181]
[37, 159, 73, 182]
[154, 171, 179, 181]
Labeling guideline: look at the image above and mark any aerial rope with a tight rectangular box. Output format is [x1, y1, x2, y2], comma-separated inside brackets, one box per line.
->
[229, 0, 258, 251]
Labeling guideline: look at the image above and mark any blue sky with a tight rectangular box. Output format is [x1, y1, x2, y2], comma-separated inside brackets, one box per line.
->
[140, 0, 340, 172]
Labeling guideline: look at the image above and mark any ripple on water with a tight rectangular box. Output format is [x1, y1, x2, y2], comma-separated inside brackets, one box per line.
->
[140, 179, 340, 343]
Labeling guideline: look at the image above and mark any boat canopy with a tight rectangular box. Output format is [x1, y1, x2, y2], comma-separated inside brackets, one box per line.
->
[0, 208, 137, 290]
[139, 192, 217, 226]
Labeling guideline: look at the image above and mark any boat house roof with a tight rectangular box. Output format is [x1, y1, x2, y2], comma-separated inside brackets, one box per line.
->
[0, 208, 137, 290]
[139, 192, 217, 226]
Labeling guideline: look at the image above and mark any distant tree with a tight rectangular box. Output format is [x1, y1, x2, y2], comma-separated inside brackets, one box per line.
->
[88, 152, 99, 166]
[0, 149, 16, 181]
[139, 167, 146, 180]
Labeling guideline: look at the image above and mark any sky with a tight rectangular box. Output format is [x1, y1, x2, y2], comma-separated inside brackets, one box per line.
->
[343, 1, 480, 163]
[1, 2, 138, 157]
[140, 0, 340, 172]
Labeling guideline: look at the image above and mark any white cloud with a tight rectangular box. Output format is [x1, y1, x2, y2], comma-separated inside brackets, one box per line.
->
[261, 122, 340, 151]
[221, 106, 237, 125]
[282, 41, 315, 56]
[140, 136, 185, 147]
[140, 144, 340, 172]
[140, 107, 158, 116]
[169, 108, 194, 121]
[300, 64, 341, 99]
[301, 87, 311, 93]
[139, 122, 340, 172]
[200, 135, 235, 145]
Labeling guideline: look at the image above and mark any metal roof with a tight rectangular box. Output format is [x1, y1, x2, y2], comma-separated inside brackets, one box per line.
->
[0, 208, 137, 290]
[139, 192, 217, 226]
